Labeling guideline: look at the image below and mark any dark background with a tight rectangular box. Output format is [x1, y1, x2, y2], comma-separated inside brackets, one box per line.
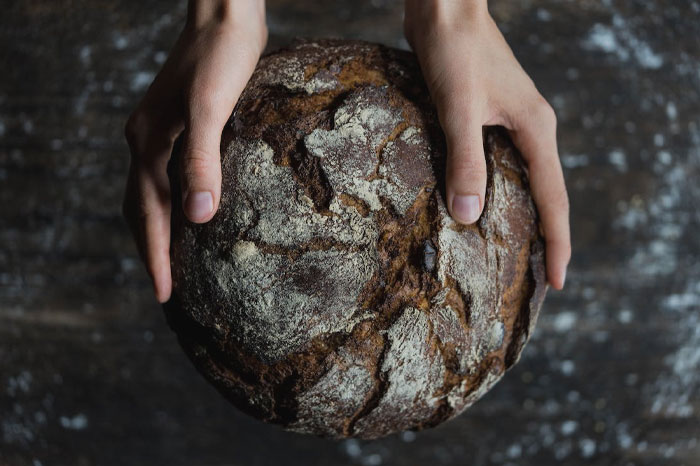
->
[1, 0, 699, 465]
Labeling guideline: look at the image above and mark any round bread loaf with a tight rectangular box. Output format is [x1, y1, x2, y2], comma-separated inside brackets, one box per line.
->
[164, 38, 548, 440]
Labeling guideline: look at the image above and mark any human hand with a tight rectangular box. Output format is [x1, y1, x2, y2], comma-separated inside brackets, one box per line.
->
[404, 0, 571, 289]
[123, 0, 267, 303]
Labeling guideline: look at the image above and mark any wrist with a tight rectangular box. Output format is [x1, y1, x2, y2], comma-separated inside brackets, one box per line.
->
[404, 0, 489, 47]
[186, 0, 266, 31]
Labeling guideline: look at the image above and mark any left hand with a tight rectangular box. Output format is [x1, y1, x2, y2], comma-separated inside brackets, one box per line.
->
[122, 0, 268, 303]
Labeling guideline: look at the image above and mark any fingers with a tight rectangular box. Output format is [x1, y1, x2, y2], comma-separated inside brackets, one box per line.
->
[138, 156, 173, 303]
[124, 114, 176, 303]
[179, 38, 259, 224]
[438, 95, 488, 225]
[125, 159, 173, 303]
[509, 98, 571, 290]
[179, 97, 227, 223]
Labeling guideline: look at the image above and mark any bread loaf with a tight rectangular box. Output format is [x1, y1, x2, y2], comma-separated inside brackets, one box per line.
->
[164, 38, 548, 440]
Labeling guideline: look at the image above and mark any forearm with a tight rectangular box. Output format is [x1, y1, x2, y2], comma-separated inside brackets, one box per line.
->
[404, 0, 489, 47]
[404, 0, 488, 23]
[186, 0, 266, 30]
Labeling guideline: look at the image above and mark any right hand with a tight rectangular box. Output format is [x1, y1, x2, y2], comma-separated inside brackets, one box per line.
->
[123, 0, 268, 303]
[404, 0, 571, 289]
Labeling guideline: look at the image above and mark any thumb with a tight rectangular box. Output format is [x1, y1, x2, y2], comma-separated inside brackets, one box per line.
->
[180, 103, 227, 224]
[443, 108, 487, 225]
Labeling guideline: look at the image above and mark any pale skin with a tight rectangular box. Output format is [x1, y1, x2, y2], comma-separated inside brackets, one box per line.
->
[123, 0, 571, 304]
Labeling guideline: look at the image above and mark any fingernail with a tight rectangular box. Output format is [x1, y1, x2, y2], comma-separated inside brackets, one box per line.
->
[185, 191, 214, 222]
[561, 269, 567, 288]
[452, 194, 480, 224]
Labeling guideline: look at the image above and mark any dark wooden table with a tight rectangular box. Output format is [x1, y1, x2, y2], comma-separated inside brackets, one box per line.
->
[1, 1, 698, 465]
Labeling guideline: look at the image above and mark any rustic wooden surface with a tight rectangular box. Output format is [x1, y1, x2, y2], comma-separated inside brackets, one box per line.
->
[1, 1, 699, 465]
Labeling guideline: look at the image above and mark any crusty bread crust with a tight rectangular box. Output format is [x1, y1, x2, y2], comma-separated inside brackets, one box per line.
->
[164, 38, 547, 440]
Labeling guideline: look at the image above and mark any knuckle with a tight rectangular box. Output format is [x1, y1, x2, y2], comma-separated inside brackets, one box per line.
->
[448, 153, 486, 180]
[546, 216, 571, 242]
[136, 196, 157, 222]
[563, 242, 572, 262]
[124, 112, 140, 142]
[550, 237, 572, 264]
[531, 97, 557, 130]
[556, 188, 570, 213]
[548, 186, 570, 215]
[124, 110, 150, 149]
[182, 148, 215, 181]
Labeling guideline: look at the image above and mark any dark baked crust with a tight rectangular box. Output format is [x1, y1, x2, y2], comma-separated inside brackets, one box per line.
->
[164, 38, 547, 440]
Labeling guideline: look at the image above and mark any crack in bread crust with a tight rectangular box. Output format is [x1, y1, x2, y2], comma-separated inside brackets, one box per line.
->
[165, 38, 548, 440]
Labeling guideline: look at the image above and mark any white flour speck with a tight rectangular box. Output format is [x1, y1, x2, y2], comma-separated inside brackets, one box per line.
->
[608, 150, 627, 171]
[130, 71, 155, 92]
[581, 15, 663, 69]
[59, 413, 88, 430]
[552, 312, 577, 332]
[561, 420, 578, 435]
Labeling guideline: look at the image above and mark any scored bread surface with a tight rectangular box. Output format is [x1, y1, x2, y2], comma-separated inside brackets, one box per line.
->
[165, 38, 547, 440]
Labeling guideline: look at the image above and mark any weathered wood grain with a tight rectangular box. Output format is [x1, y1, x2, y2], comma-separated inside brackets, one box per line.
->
[1, 0, 698, 465]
